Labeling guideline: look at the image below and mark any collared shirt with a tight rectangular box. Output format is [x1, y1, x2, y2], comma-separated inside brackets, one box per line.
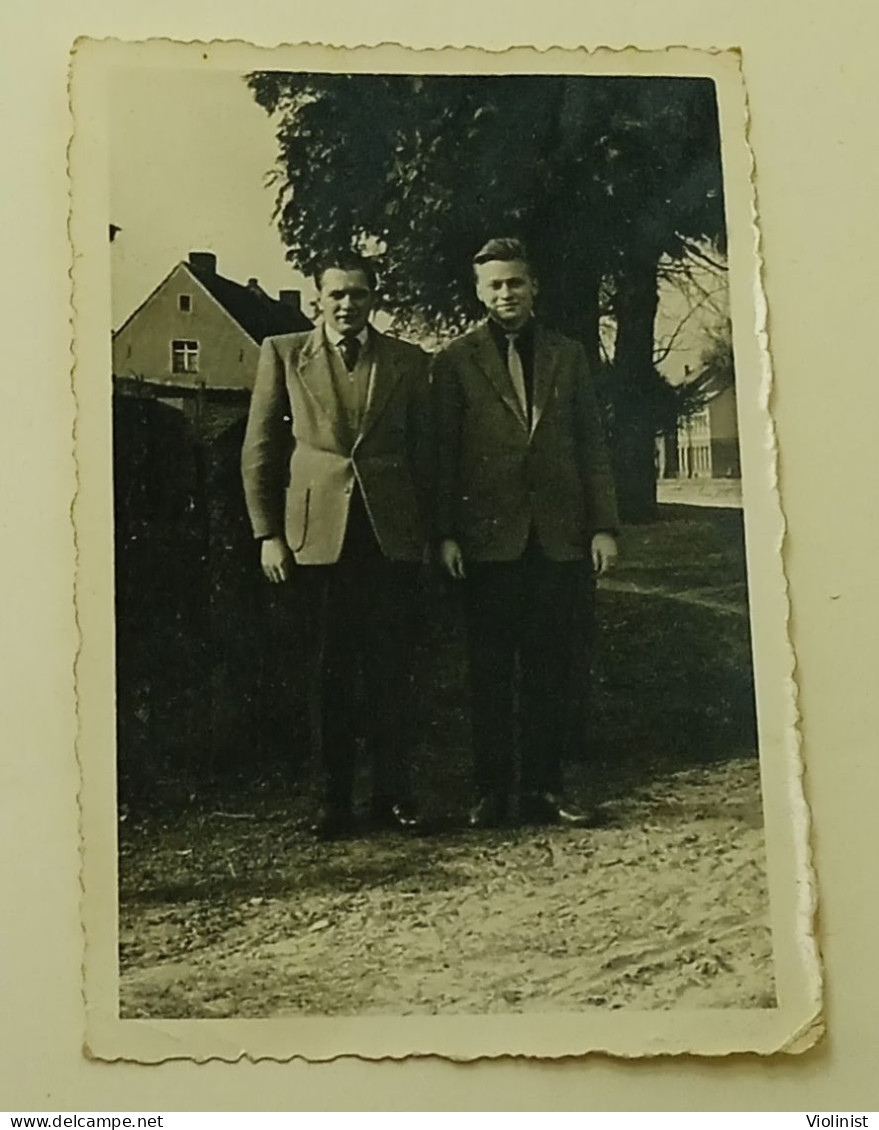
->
[324, 323, 370, 351]
[487, 317, 535, 418]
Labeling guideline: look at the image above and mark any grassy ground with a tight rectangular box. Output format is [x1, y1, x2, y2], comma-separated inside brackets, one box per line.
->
[615, 503, 751, 597]
[587, 505, 756, 796]
[118, 503, 771, 1017]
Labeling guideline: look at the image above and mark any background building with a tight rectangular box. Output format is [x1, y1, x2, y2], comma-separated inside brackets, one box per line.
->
[674, 377, 740, 480]
[113, 249, 310, 396]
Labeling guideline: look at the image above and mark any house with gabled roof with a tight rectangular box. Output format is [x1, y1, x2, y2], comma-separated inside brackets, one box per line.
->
[112, 250, 312, 393]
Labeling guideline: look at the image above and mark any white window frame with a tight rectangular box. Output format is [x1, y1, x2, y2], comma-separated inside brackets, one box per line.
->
[171, 339, 199, 374]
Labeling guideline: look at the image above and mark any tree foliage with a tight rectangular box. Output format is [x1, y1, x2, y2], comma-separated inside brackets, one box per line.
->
[246, 71, 727, 518]
[248, 74, 722, 323]
[697, 318, 735, 393]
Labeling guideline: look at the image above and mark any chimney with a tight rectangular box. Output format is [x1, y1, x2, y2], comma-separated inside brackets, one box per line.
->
[188, 251, 217, 275]
[247, 277, 262, 292]
[278, 289, 302, 315]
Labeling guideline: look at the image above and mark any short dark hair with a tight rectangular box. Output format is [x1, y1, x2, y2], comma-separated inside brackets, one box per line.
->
[472, 237, 534, 275]
[313, 251, 379, 291]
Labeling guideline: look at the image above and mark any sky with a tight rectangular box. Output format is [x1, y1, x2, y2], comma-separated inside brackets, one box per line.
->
[109, 67, 308, 328]
[108, 66, 727, 381]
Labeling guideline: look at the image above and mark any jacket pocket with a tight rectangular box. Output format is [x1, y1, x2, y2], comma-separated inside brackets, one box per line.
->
[287, 486, 310, 553]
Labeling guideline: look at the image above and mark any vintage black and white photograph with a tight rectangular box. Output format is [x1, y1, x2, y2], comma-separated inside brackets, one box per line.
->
[71, 41, 819, 1060]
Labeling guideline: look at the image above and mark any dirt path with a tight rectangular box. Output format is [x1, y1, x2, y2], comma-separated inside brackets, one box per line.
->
[119, 756, 774, 1018]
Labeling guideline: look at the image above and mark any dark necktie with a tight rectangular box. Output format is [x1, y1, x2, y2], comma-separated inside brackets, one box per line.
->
[338, 335, 361, 373]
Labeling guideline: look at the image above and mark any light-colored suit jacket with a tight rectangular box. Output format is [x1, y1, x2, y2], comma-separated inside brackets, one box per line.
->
[433, 321, 618, 562]
[241, 326, 432, 565]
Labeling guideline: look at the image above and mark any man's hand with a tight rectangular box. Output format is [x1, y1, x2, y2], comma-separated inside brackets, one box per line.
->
[591, 532, 618, 576]
[440, 538, 466, 580]
[261, 536, 294, 584]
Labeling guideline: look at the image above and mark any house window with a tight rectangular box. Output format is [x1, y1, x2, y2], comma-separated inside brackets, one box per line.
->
[171, 339, 199, 374]
[178, 294, 192, 312]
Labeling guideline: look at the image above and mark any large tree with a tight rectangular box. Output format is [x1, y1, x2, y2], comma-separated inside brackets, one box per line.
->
[247, 72, 725, 520]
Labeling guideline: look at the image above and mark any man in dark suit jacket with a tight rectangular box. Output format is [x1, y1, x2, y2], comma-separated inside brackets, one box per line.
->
[434, 237, 619, 829]
[241, 252, 432, 838]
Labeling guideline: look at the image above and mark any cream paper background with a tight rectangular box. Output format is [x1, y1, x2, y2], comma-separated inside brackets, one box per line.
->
[2, 0, 877, 1110]
[71, 38, 815, 1063]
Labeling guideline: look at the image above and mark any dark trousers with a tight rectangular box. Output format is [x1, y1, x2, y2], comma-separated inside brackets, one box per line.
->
[463, 534, 590, 802]
[306, 490, 419, 809]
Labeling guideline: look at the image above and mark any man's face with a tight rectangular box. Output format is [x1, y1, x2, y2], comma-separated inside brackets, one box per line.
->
[317, 268, 375, 337]
[474, 258, 538, 330]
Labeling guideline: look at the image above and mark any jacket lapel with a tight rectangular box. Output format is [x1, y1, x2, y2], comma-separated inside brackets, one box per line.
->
[530, 324, 561, 438]
[295, 327, 347, 442]
[355, 330, 403, 446]
[471, 324, 528, 431]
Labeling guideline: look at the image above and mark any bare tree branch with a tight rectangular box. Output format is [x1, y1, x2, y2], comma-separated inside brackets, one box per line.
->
[678, 237, 729, 273]
[653, 283, 729, 364]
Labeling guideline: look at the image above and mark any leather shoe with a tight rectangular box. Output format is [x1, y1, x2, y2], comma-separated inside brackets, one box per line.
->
[519, 792, 596, 828]
[370, 799, 422, 833]
[468, 793, 508, 830]
[311, 804, 357, 840]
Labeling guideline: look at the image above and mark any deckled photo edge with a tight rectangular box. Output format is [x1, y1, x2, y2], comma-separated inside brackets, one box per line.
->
[70, 37, 819, 1062]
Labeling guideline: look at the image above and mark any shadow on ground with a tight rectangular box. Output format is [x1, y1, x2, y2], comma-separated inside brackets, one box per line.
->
[118, 504, 759, 828]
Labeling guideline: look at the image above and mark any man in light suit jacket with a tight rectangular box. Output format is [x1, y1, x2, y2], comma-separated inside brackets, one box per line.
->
[434, 237, 619, 829]
[242, 252, 432, 838]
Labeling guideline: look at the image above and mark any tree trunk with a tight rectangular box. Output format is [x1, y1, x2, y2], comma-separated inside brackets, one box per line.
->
[662, 425, 680, 479]
[611, 256, 662, 523]
[535, 232, 603, 370]
[552, 261, 602, 371]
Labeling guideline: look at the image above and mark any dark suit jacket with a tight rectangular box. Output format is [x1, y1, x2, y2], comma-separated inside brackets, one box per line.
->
[241, 326, 432, 565]
[433, 321, 618, 562]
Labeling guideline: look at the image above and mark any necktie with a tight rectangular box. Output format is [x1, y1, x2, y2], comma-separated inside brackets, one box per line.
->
[338, 335, 361, 372]
[506, 334, 528, 423]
